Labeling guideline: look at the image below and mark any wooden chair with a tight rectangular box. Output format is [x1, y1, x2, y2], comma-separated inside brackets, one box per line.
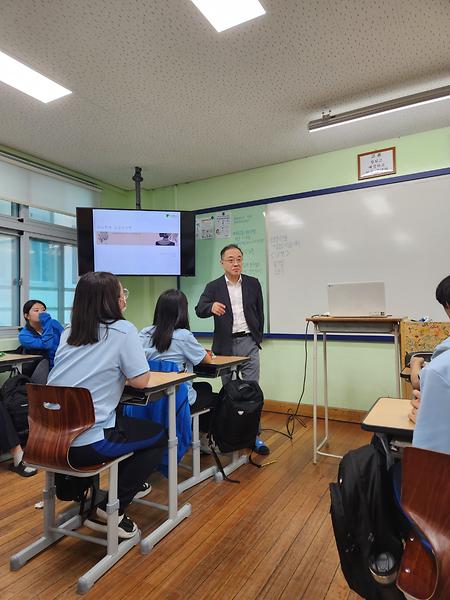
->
[397, 446, 450, 600]
[10, 384, 137, 595]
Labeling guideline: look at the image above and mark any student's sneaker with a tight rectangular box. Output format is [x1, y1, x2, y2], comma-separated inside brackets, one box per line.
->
[8, 460, 38, 477]
[199, 432, 223, 455]
[254, 437, 270, 455]
[199, 432, 213, 454]
[84, 507, 138, 539]
[134, 482, 152, 500]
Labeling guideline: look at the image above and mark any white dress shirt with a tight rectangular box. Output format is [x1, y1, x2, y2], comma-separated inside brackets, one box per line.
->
[225, 275, 250, 334]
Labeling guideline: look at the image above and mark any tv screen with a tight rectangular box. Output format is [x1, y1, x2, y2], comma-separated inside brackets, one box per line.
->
[76, 208, 195, 276]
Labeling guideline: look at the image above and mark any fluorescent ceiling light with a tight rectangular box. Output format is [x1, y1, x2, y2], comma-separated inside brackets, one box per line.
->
[0, 50, 72, 103]
[308, 85, 450, 132]
[190, 0, 265, 32]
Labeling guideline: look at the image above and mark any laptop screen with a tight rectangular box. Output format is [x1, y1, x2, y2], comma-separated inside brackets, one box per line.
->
[327, 281, 386, 317]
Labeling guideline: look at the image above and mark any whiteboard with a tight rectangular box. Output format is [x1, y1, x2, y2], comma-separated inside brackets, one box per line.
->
[180, 205, 268, 333]
[267, 175, 450, 333]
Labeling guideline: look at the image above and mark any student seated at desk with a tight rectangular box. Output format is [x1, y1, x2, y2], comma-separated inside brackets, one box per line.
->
[408, 275, 450, 426]
[18, 299, 64, 369]
[47, 272, 166, 539]
[139, 289, 216, 426]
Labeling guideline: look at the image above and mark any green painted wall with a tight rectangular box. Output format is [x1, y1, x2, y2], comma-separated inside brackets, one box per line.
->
[116, 126, 450, 410]
[4, 128, 450, 411]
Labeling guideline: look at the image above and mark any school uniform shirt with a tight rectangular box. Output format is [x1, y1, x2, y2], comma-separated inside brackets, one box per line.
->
[413, 336, 450, 455]
[47, 320, 149, 447]
[139, 326, 206, 405]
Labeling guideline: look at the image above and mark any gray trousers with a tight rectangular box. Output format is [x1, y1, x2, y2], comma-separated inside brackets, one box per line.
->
[221, 334, 260, 385]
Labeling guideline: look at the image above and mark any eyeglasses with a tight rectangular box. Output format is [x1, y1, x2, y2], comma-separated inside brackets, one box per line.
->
[223, 258, 242, 264]
[122, 288, 129, 300]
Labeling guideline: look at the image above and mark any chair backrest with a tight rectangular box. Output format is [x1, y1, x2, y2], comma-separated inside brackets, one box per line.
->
[30, 358, 50, 385]
[25, 384, 96, 470]
[397, 446, 450, 600]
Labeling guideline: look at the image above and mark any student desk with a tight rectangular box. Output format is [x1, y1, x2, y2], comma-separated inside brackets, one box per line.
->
[193, 355, 250, 378]
[123, 371, 196, 554]
[361, 397, 414, 439]
[179, 355, 250, 491]
[306, 316, 404, 463]
[0, 352, 42, 373]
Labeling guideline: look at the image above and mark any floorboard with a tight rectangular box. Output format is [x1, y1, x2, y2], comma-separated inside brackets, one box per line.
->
[0, 413, 370, 599]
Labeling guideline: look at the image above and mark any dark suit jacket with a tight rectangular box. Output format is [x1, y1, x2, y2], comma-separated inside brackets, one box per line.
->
[195, 274, 264, 355]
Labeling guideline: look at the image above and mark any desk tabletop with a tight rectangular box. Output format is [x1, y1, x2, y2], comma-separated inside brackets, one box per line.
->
[193, 355, 249, 377]
[141, 371, 196, 392]
[362, 397, 414, 437]
[306, 316, 405, 324]
[206, 355, 250, 367]
[0, 353, 42, 364]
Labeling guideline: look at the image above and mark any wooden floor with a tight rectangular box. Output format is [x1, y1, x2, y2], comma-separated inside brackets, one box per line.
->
[0, 413, 371, 600]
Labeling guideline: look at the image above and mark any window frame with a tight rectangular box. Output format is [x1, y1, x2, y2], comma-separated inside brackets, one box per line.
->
[0, 203, 77, 338]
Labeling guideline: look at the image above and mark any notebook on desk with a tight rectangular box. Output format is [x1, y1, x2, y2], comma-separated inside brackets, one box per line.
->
[327, 281, 386, 317]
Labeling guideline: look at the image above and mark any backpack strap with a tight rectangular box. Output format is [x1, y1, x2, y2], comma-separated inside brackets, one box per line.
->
[209, 443, 240, 484]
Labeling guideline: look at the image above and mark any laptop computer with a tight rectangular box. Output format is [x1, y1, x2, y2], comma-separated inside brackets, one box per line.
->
[327, 281, 386, 317]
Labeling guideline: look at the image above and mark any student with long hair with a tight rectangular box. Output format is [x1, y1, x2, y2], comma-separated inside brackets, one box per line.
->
[47, 272, 166, 539]
[18, 299, 64, 368]
[139, 289, 215, 416]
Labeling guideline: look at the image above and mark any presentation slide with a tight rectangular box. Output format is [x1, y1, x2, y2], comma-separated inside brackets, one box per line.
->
[92, 209, 181, 275]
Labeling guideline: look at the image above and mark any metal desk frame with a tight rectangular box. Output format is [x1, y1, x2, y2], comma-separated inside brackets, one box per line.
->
[307, 316, 403, 464]
[177, 355, 251, 493]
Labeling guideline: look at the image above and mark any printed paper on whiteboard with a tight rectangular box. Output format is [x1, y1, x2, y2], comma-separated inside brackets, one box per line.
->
[215, 212, 231, 238]
[196, 215, 215, 240]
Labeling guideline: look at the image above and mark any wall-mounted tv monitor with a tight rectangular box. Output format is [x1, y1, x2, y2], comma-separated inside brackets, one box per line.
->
[76, 208, 195, 276]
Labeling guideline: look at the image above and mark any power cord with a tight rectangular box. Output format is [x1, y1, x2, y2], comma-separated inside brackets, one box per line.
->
[285, 320, 310, 437]
[260, 320, 311, 443]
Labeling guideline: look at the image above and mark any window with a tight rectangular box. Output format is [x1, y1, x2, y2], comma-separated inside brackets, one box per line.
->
[0, 198, 19, 217]
[0, 203, 77, 335]
[0, 233, 20, 327]
[29, 207, 76, 228]
[29, 239, 77, 324]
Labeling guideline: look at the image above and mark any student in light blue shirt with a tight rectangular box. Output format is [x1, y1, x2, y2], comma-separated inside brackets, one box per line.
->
[412, 275, 450, 454]
[48, 272, 166, 539]
[139, 289, 215, 416]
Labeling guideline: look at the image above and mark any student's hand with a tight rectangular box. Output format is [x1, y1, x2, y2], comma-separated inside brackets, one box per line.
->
[410, 356, 425, 390]
[408, 389, 421, 423]
[39, 311, 51, 324]
[211, 302, 226, 316]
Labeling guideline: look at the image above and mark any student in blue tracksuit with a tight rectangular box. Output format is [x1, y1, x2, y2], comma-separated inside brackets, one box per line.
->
[18, 300, 64, 368]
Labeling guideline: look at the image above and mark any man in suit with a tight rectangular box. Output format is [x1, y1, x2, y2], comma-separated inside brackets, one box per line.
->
[195, 244, 269, 454]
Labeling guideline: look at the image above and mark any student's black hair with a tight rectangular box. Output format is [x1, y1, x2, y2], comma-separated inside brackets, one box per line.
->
[22, 299, 48, 333]
[23, 299, 47, 318]
[67, 271, 124, 346]
[436, 275, 450, 307]
[220, 244, 243, 260]
[152, 289, 190, 353]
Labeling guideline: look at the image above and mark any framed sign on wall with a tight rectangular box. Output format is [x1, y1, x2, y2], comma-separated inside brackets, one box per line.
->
[358, 146, 396, 180]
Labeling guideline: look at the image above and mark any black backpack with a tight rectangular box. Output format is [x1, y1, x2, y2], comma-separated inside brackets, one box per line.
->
[329, 443, 404, 600]
[212, 378, 263, 452]
[1, 374, 31, 444]
[55, 474, 100, 515]
[208, 378, 264, 482]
